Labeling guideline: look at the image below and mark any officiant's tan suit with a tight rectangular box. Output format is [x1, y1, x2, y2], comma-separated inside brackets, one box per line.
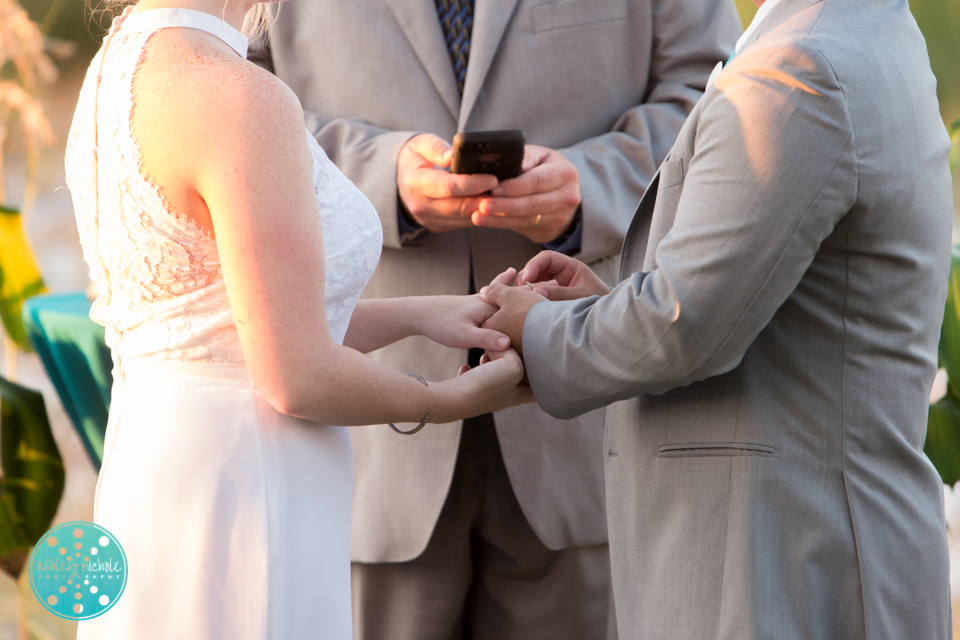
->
[250, 1, 739, 637]
[522, 0, 954, 637]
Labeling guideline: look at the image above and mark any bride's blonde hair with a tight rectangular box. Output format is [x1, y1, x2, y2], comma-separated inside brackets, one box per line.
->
[91, 0, 276, 43]
[240, 2, 276, 43]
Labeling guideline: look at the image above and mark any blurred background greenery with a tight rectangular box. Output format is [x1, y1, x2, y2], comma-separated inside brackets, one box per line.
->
[13, 0, 102, 55]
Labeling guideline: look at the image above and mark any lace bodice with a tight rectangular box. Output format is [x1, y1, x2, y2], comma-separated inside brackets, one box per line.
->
[65, 8, 382, 363]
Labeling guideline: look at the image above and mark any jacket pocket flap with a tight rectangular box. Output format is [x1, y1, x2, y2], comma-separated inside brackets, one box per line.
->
[531, 0, 628, 33]
[657, 442, 777, 458]
[658, 158, 684, 190]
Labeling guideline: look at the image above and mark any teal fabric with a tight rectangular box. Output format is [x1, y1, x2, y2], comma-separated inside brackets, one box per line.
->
[21, 293, 111, 469]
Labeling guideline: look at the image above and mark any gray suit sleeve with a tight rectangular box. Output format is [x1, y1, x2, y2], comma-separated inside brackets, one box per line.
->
[525, 43, 859, 420]
[562, 0, 742, 264]
[247, 34, 417, 250]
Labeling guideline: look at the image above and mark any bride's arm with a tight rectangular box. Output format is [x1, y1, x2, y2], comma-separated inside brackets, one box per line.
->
[172, 58, 529, 425]
[343, 295, 513, 355]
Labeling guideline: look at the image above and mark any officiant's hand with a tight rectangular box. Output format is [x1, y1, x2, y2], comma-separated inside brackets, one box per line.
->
[514, 251, 611, 301]
[397, 134, 497, 233]
[471, 146, 581, 244]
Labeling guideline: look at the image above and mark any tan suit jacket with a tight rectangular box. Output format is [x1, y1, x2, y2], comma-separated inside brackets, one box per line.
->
[523, 0, 954, 636]
[251, 0, 741, 562]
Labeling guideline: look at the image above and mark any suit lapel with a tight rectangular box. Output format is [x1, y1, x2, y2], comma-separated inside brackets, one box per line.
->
[619, 171, 659, 281]
[458, 0, 522, 130]
[385, 0, 461, 120]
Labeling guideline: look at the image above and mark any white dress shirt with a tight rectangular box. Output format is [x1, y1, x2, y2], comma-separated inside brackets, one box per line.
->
[736, 0, 784, 52]
[708, 0, 785, 88]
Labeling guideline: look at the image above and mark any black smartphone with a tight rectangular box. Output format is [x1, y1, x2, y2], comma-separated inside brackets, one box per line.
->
[450, 130, 526, 181]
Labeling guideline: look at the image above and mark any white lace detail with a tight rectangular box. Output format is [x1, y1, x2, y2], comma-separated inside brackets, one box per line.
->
[64, 9, 382, 363]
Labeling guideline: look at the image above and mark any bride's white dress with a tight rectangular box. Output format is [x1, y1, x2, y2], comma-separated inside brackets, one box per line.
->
[65, 8, 382, 639]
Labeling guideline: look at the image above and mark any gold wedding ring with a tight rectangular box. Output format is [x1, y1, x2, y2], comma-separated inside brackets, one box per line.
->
[534, 214, 542, 227]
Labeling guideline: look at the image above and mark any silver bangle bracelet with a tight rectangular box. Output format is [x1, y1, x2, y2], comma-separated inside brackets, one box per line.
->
[389, 373, 429, 435]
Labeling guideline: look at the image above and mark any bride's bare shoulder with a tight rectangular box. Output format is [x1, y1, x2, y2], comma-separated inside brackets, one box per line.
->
[133, 27, 304, 143]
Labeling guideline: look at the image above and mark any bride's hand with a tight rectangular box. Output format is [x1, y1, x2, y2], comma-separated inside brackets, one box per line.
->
[416, 293, 513, 352]
[417, 267, 552, 352]
[431, 349, 535, 422]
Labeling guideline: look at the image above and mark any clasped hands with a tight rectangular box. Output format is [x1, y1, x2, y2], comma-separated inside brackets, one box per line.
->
[419, 251, 608, 416]
[397, 134, 581, 244]
[455, 251, 611, 376]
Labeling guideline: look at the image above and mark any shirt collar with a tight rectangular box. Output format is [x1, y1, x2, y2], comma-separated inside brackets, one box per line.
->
[735, 0, 785, 53]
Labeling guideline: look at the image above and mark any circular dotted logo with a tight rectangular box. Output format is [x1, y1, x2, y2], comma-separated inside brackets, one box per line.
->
[29, 521, 127, 620]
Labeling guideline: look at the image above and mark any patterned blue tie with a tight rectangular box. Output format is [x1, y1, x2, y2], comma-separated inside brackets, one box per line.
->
[436, 0, 474, 94]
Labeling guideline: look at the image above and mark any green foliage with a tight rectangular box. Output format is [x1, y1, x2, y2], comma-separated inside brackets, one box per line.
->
[949, 117, 959, 174]
[18, 0, 102, 54]
[909, 0, 960, 123]
[927, 398, 960, 486]
[734, 0, 758, 28]
[926, 246, 960, 485]
[0, 205, 47, 351]
[0, 375, 63, 580]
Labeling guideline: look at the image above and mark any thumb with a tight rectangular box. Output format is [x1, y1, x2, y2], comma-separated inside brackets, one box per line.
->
[409, 134, 453, 167]
[479, 283, 510, 307]
[489, 267, 517, 288]
[467, 327, 511, 352]
[521, 251, 579, 287]
[521, 145, 549, 173]
[519, 251, 553, 285]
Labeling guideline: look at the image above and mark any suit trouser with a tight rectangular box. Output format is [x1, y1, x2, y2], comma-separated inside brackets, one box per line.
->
[351, 413, 617, 640]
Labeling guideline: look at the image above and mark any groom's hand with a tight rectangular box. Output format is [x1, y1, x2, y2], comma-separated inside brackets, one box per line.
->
[516, 251, 611, 301]
[479, 283, 547, 359]
[397, 134, 498, 233]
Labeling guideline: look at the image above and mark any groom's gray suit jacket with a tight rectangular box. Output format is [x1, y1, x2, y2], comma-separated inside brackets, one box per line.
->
[524, 0, 954, 637]
[251, 0, 741, 563]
